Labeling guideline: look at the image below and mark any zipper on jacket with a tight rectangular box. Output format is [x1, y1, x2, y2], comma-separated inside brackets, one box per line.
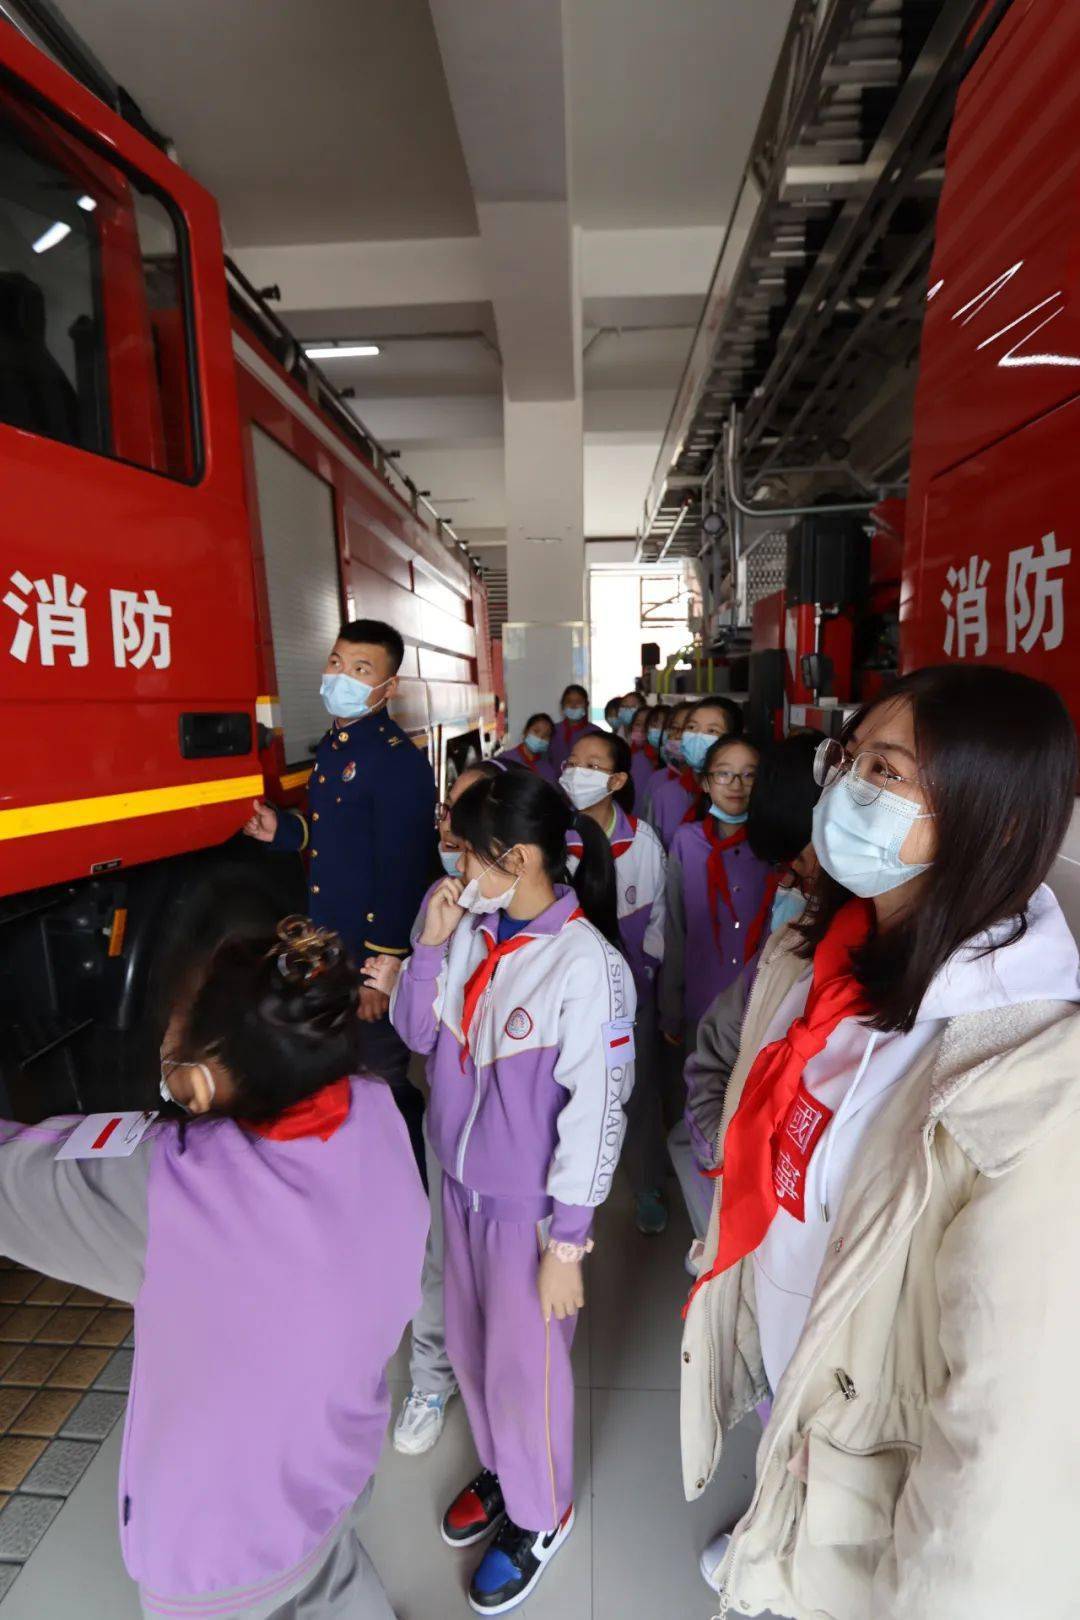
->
[834, 1368, 857, 1402]
[456, 981, 494, 1183]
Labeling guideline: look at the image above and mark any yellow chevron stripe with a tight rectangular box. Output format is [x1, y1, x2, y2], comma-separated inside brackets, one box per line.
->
[0, 774, 266, 842]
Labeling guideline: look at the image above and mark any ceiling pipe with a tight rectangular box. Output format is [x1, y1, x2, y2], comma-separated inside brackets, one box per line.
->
[724, 410, 879, 522]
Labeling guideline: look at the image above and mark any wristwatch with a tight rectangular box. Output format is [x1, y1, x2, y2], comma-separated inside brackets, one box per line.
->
[546, 1238, 595, 1264]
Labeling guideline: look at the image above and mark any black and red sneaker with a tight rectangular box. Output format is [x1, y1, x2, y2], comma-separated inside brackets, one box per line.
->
[441, 1468, 506, 1549]
[468, 1504, 575, 1613]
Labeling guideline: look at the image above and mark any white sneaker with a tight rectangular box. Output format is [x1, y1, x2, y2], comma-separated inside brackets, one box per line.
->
[699, 1531, 731, 1593]
[393, 1387, 454, 1456]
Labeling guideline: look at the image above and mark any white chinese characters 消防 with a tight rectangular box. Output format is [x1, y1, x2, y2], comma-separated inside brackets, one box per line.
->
[4, 572, 89, 667]
[4, 573, 172, 669]
[942, 535, 1071, 658]
[111, 587, 172, 669]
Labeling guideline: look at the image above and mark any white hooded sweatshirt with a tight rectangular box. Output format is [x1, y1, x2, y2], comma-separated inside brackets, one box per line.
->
[753, 883, 1080, 1393]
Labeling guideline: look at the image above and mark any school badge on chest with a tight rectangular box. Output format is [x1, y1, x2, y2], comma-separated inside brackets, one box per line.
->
[505, 1007, 533, 1040]
[625, 884, 637, 906]
[342, 761, 356, 783]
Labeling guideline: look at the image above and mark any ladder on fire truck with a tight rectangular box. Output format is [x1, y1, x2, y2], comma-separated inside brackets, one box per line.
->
[637, 0, 1003, 574]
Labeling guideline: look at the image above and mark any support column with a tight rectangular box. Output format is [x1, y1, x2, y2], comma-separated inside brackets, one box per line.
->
[503, 395, 586, 726]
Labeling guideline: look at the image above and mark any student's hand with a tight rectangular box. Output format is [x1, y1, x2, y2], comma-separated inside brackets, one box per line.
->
[538, 1251, 585, 1322]
[357, 986, 390, 1023]
[243, 799, 278, 842]
[362, 955, 402, 997]
[419, 877, 466, 946]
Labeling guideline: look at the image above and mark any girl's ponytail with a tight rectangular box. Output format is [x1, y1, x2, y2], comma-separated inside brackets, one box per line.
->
[568, 811, 621, 951]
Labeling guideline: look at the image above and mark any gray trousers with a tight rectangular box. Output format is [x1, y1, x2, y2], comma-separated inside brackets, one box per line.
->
[408, 1130, 456, 1393]
[140, 1488, 395, 1620]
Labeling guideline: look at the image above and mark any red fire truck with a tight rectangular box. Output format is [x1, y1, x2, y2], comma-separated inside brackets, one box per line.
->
[0, 15, 497, 1116]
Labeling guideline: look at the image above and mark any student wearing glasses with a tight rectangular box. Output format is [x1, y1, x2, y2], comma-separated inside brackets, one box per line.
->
[684, 666, 1080, 1619]
[658, 733, 775, 1051]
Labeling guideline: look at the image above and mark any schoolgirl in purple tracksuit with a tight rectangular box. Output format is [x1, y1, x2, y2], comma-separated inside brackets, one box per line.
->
[641, 700, 693, 825]
[626, 705, 663, 803]
[561, 729, 668, 1235]
[389, 768, 635, 1615]
[496, 712, 558, 785]
[0, 922, 427, 1620]
[648, 695, 744, 850]
[659, 733, 775, 1047]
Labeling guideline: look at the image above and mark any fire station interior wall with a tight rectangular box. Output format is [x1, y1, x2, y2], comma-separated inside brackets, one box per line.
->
[250, 424, 342, 766]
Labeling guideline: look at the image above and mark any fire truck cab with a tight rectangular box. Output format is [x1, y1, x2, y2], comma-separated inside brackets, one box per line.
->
[0, 18, 495, 1118]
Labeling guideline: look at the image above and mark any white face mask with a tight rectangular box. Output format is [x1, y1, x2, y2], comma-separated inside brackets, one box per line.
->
[458, 857, 521, 914]
[560, 766, 612, 811]
[812, 780, 933, 897]
[159, 1059, 216, 1114]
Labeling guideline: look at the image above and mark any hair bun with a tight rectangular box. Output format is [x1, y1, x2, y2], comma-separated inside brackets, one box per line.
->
[263, 919, 359, 1033]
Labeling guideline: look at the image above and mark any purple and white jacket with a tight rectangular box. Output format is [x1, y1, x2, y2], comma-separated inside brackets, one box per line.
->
[658, 819, 774, 1035]
[567, 807, 665, 1001]
[391, 885, 636, 1244]
[0, 1080, 427, 1615]
[645, 767, 699, 851]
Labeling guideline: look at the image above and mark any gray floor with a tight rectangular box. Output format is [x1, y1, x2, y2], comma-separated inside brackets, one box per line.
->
[1, 1177, 765, 1619]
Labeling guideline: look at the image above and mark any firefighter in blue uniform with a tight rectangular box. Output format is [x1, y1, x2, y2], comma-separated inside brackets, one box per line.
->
[244, 618, 437, 1168]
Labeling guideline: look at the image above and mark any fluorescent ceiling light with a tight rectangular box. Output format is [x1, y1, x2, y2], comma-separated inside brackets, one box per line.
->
[76, 194, 97, 212]
[33, 221, 71, 254]
[303, 343, 380, 359]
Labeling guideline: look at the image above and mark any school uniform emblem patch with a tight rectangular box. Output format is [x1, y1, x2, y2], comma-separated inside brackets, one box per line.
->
[342, 761, 356, 783]
[625, 884, 637, 906]
[505, 1007, 533, 1040]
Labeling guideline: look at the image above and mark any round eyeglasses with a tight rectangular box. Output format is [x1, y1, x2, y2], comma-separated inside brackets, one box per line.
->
[813, 736, 924, 808]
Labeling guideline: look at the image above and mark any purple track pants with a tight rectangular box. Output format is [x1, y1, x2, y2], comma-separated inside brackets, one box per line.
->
[442, 1175, 576, 1533]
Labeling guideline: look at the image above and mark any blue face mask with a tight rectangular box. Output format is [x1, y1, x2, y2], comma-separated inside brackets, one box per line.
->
[618, 705, 637, 730]
[647, 726, 663, 750]
[439, 847, 463, 878]
[524, 731, 550, 756]
[680, 731, 714, 771]
[770, 887, 805, 934]
[709, 803, 749, 825]
[563, 705, 586, 723]
[320, 671, 390, 721]
[812, 781, 932, 898]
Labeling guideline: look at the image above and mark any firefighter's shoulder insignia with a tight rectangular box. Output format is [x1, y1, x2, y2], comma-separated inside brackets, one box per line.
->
[387, 736, 402, 747]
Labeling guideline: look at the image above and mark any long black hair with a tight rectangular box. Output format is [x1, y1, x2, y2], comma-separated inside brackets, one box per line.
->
[179, 923, 361, 1122]
[799, 664, 1077, 1031]
[691, 734, 759, 820]
[450, 769, 622, 950]
[747, 731, 826, 863]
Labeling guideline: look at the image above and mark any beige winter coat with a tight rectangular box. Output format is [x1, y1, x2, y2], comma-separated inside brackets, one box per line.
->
[681, 925, 1080, 1619]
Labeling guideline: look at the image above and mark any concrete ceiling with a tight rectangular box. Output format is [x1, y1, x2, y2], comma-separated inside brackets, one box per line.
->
[49, 0, 795, 538]
[54, 0, 478, 244]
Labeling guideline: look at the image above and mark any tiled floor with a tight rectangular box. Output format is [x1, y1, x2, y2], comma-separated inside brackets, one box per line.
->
[0, 1263, 132, 1601]
[0, 1179, 768, 1618]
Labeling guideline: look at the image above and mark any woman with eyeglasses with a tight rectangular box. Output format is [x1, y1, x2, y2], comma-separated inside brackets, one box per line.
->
[562, 730, 669, 1234]
[684, 664, 1080, 1620]
[385, 766, 635, 1613]
[658, 733, 774, 1053]
[0, 922, 427, 1620]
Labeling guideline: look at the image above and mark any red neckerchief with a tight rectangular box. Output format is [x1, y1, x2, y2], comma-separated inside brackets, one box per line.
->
[701, 816, 779, 959]
[643, 743, 660, 767]
[677, 765, 699, 797]
[684, 899, 873, 1312]
[513, 743, 539, 772]
[560, 717, 588, 752]
[459, 909, 584, 1067]
[246, 1078, 351, 1142]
